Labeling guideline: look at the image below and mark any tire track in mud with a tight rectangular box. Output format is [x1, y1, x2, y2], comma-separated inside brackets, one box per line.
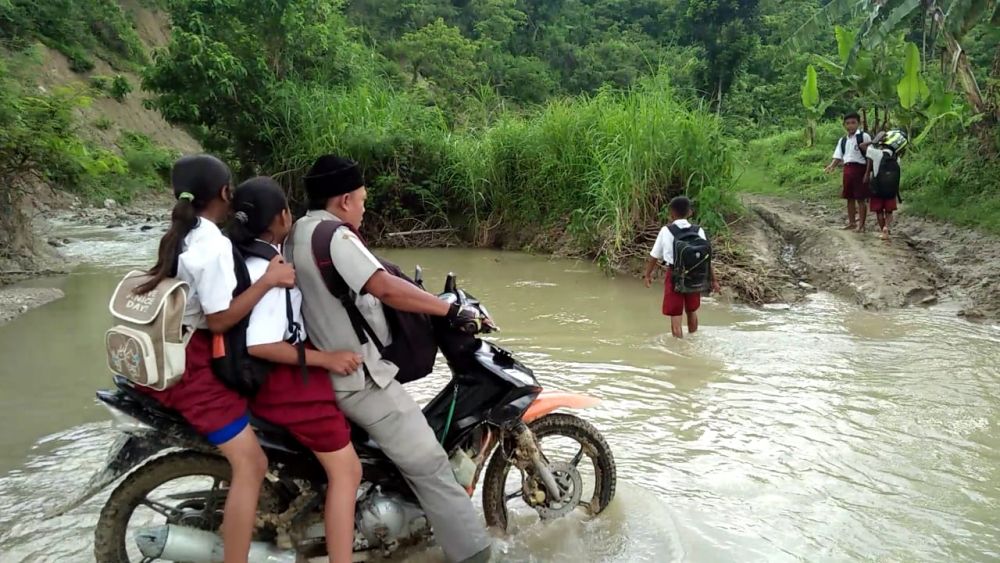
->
[742, 195, 999, 318]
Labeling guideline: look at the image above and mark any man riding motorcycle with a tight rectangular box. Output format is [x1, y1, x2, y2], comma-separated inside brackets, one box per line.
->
[284, 155, 492, 563]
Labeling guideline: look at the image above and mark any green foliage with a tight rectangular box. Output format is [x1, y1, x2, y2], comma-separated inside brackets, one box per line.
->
[450, 75, 737, 265]
[0, 0, 147, 71]
[896, 43, 928, 110]
[110, 75, 132, 102]
[397, 18, 482, 112]
[679, 0, 761, 105]
[93, 117, 114, 131]
[800, 64, 833, 146]
[802, 65, 820, 109]
[90, 74, 133, 102]
[144, 0, 371, 166]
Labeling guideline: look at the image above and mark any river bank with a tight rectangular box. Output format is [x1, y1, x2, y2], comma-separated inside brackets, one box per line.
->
[4, 185, 998, 325]
[0, 190, 169, 325]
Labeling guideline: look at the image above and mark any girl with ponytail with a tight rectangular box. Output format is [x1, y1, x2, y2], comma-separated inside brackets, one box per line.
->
[138, 155, 295, 563]
[229, 177, 362, 563]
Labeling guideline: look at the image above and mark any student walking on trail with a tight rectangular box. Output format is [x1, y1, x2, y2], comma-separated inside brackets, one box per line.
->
[825, 112, 872, 232]
[644, 196, 720, 339]
[862, 129, 908, 242]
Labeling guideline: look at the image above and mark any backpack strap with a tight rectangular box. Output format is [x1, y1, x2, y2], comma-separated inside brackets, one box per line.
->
[235, 239, 307, 381]
[667, 223, 698, 236]
[283, 288, 308, 382]
[311, 220, 386, 354]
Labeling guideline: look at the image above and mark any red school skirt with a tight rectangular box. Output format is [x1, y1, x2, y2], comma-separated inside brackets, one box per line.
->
[250, 359, 351, 453]
[139, 330, 250, 446]
[662, 268, 701, 317]
[841, 163, 870, 200]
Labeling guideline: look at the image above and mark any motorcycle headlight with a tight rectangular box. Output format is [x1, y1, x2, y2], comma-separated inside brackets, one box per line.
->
[101, 403, 154, 434]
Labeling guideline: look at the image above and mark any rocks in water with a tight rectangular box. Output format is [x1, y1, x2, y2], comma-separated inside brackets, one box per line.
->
[106, 223, 123, 229]
[47, 238, 64, 248]
[140, 224, 154, 232]
[103, 198, 119, 210]
[797, 281, 816, 290]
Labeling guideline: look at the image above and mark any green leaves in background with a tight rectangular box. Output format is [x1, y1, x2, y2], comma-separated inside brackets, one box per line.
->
[801, 64, 819, 109]
[897, 42, 928, 109]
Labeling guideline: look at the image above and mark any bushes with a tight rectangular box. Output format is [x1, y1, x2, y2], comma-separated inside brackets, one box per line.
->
[259, 74, 737, 267]
[449, 75, 737, 266]
[0, 0, 146, 72]
[901, 134, 1000, 233]
[90, 74, 132, 102]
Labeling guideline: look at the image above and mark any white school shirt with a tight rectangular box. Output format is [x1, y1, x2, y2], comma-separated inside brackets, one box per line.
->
[176, 219, 238, 329]
[244, 242, 307, 347]
[865, 145, 897, 177]
[650, 219, 707, 266]
[832, 131, 872, 165]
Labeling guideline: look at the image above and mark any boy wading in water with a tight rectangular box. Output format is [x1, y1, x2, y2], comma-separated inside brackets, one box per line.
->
[644, 196, 720, 338]
[825, 112, 872, 232]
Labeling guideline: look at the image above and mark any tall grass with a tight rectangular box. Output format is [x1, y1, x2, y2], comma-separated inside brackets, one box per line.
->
[450, 75, 738, 267]
[260, 74, 738, 266]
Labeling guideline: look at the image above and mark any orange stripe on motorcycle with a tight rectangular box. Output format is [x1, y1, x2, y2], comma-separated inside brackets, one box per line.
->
[522, 391, 601, 423]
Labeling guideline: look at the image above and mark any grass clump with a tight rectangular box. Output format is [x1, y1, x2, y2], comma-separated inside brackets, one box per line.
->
[261, 74, 738, 268]
[450, 75, 737, 268]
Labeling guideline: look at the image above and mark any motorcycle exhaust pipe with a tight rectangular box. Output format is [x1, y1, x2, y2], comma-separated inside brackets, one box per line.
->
[135, 524, 297, 562]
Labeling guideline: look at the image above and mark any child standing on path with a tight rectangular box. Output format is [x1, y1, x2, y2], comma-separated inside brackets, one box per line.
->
[644, 196, 720, 339]
[824, 112, 872, 232]
[863, 129, 908, 242]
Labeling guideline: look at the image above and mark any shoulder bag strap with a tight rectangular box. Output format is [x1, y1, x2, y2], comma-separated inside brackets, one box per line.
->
[283, 288, 308, 382]
[311, 220, 386, 353]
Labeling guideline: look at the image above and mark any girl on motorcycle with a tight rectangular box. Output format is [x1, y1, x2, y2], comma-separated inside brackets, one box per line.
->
[229, 177, 363, 563]
[135, 155, 296, 563]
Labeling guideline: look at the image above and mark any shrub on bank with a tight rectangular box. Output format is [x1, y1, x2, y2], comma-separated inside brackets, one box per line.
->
[263, 74, 738, 268]
[450, 75, 737, 268]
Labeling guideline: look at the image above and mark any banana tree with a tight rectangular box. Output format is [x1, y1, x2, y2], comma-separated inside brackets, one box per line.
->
[810, 26, 901, 133]
[792, 0, 999, 116]
[801, 64, 833, 145]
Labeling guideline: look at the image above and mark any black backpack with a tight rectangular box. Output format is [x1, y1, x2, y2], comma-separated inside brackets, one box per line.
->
[210, 240, 304, 397]
[311, 220, 436, 384]
[669, 223, 712, 294]
[839, 132, 865, 159]
[871, 151, 902, 200]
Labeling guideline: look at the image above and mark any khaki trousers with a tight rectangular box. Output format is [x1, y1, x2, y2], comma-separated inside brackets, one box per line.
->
[335, 378, 491, 562]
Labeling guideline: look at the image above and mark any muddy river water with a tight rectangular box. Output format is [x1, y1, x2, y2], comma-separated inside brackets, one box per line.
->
[0, 223, 998, 562]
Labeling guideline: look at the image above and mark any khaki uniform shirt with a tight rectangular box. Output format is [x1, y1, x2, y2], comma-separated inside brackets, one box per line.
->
[285, 210, 398, 392]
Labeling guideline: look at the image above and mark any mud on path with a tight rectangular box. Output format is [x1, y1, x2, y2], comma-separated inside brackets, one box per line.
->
[739, 195, 1000, 320]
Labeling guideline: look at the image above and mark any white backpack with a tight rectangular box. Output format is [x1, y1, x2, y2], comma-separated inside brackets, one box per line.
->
[106, 271, 190, 390]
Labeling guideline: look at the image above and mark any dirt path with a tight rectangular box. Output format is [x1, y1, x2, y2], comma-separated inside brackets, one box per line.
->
[741, 195, 1000, 320]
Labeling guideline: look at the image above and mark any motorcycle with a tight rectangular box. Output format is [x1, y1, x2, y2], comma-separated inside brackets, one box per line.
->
[52, 271, 617, 562]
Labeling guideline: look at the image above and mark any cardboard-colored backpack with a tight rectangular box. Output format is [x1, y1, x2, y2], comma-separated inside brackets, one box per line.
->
[106, 271, 190, 390]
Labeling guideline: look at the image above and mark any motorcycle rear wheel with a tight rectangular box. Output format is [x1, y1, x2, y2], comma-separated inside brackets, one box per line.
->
[481, 413, 616, 532]
[93, 450, 279, 562]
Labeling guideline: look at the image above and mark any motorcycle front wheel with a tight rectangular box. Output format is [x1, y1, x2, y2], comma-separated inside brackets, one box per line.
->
[93, 451, 280, 562]
[481, 413, 617, 532]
